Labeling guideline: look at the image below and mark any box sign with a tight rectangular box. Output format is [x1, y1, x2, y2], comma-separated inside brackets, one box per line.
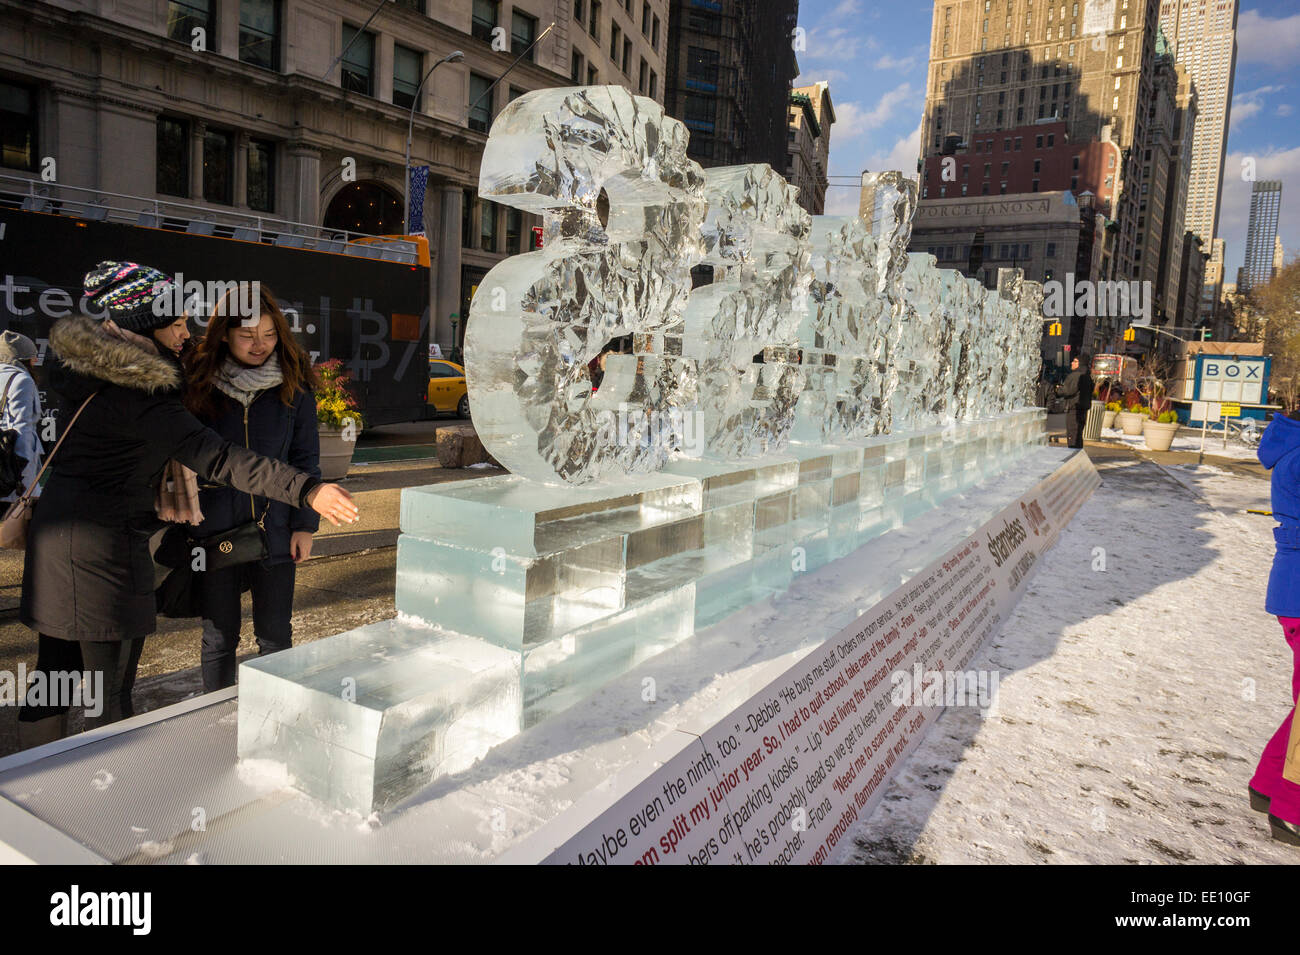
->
[1195, 355, 1267, 405]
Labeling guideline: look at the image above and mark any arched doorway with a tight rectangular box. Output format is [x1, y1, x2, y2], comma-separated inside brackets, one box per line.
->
[323, 181, 403, 236]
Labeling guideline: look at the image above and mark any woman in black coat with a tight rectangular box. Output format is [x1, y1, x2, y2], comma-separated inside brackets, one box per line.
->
[184, 285, 323, 691]
[16, 262, 358, 747]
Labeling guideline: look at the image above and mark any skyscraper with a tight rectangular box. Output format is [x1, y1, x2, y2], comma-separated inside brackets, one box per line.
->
[1240, 180, 1283, 293]
[662, 0, 800, 170]
[1158, 0, 1239, 245]
[918, 0, 1162, 284]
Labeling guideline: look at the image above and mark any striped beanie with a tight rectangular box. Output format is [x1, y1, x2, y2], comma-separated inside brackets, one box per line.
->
[83, 261, 177, 333]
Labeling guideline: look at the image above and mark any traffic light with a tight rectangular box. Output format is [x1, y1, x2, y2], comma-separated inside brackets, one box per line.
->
[1123, 327, 1136, 342]
[1048, 321, 1063, 336]
[1202, 328, 1212, 341]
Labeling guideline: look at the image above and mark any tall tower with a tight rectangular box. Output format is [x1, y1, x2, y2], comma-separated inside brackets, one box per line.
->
[1240, 180, 1282, 293]
[919, 0, 1162, 281]
[662, 0, 800, 170]
[1158, 0, 1238, 245]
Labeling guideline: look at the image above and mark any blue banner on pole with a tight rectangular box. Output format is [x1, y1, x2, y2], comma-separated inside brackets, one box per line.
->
[408, 165, 429, 236]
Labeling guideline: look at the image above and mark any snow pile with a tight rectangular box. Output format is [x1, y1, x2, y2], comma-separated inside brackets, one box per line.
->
[846, 454, 1297, 864]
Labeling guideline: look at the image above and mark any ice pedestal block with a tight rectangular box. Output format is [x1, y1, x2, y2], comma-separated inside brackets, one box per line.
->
[238, 410, 1046, 812]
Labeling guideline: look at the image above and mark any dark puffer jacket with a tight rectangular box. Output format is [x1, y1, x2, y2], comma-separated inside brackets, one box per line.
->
[20, 316, 319, 641]
[192, 385, 320, 563]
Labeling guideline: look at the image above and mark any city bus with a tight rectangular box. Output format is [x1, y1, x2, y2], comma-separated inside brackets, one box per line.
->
[0, 179, 432, 427]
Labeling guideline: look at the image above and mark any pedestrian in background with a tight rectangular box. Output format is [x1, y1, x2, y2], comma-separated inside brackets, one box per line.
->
[1054, 352, 1093, 449]
[1251, 408, 1300, 846]
[183, 285, 321, 691]
[0, 331, 43, 505]
[16, 262, 358, 748]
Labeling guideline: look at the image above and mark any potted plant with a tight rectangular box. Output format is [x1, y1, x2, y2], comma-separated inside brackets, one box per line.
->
[315, 359, 364, 480]
[1103, 401, 1120, 430]
[1142, 396, 1179, 451]
[1115, 393, 1146, 435]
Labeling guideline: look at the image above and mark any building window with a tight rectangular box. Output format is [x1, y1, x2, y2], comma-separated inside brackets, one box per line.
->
[574, 0, 585, 25]
[468, 72, 493, 132]
[683, 94, 715, 132]
[1046, 242, 1056, 258]
[156, 116, 189, 196]
[393, 44, 422, 110]
[590, 1, 601, 39]
[649, 70, 657, 99]
[247, 137, 274, 213]
[687, 47, 719, 90]
[239, 0, 280, 70]
[1035, 134, 1043, 148]
[642, 1, 651, 36]
[1014, 137, 1022, 151]
[623, 38, 632, 74]
[462, 190, 474, 247]
[1000, 181, 1007, 194]
[610, 23, 620, 61]
[167, 0, 213, 47]
[639, 57, 648, 93]
[506, 207, 522, 253]
[571, 51, 584, 83]
[341, 25, 375, 96]
[472, 0, 498, 43]
[0, 80, 37, 171]
[480, 198, 498, 251]
[652, 14, 660, 49]
[202, 127, 233, 204]
[1047, 133, 1055, 147]
[1031, 179, 1040, 192]
[512, 10, 538, 59]
[587, 65, 598, 85]
[1033, 158, 1041, 173]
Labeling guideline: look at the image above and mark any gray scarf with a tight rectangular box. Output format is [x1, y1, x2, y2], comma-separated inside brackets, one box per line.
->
[215, 352, 283, 407]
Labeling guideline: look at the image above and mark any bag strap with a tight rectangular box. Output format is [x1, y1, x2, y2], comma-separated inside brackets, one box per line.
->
[16, 391, 98, 503]
[0, 371, 17, 428]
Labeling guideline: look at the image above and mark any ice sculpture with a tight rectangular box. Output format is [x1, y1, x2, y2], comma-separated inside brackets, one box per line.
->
[464, 86, 706, 485]
[674, 163, 810, 459]
[236, 86, 1050, 814]
[790, 215, 883, 444]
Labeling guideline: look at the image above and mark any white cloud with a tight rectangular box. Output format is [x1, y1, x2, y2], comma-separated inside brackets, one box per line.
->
[1230, 85, 1287, 130]
[875, 53, 918, 72]
[1280, 104, 1294, 118]
[839, 82, 919, 136]
[1237, 10, 1300, 70]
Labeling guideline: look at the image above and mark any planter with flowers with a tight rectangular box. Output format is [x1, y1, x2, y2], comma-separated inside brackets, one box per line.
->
[315, 359, 364, 480]
[1115, 399, 1147, 436]
[1142, 396, 1179, 451]
[1103, 401, 1120, 430]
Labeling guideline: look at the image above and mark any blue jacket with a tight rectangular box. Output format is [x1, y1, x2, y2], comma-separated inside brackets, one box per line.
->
[1259, 414, 1300, 617]
[0, 363, 42, 503]
[194, 386, 321, 564]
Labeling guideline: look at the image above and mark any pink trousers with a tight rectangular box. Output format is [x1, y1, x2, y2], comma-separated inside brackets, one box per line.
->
[1250, 616, 1300, 825]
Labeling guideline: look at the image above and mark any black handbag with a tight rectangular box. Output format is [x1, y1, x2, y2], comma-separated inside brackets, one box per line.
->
[191, 510, 269, 571]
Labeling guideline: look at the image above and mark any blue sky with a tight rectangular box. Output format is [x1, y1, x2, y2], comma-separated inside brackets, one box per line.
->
[793, 0, 1300, 282]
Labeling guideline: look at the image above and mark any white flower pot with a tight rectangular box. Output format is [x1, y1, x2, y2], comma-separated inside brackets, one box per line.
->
[318, 425, 360, 481]
[1115, 411, 1145, 435]
[1142, 419, 1178, 452]
[1102, 409, 1117, 430]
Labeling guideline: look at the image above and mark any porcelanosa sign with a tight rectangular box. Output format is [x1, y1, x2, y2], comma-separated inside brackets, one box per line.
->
[523, 450, 1100, 865]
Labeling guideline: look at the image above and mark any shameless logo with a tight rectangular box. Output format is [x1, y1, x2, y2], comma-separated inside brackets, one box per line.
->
[1020, 498, 1048, 537]
[986, 517, 1028, 568]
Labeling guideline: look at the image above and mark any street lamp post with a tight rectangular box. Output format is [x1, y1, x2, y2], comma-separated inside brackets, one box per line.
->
[403, 50, 465, 236]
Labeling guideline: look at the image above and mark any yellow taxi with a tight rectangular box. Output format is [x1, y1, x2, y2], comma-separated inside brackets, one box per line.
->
[427, 359, 469, 417]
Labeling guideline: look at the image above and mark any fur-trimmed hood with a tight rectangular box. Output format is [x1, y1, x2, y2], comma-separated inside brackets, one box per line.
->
[48, 315, 180, 394]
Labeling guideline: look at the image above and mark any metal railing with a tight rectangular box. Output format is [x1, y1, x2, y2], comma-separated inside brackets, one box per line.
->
[0, 174, 419, 265]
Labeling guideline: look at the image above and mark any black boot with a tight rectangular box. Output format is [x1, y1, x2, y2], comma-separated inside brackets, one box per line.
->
[1268, 813, 1300, 847]
[1249, 786, 1271, 814]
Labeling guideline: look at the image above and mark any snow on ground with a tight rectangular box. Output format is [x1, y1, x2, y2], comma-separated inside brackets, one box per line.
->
[846, 452, 1297, 864]
[1101, 424, 1263, 461]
